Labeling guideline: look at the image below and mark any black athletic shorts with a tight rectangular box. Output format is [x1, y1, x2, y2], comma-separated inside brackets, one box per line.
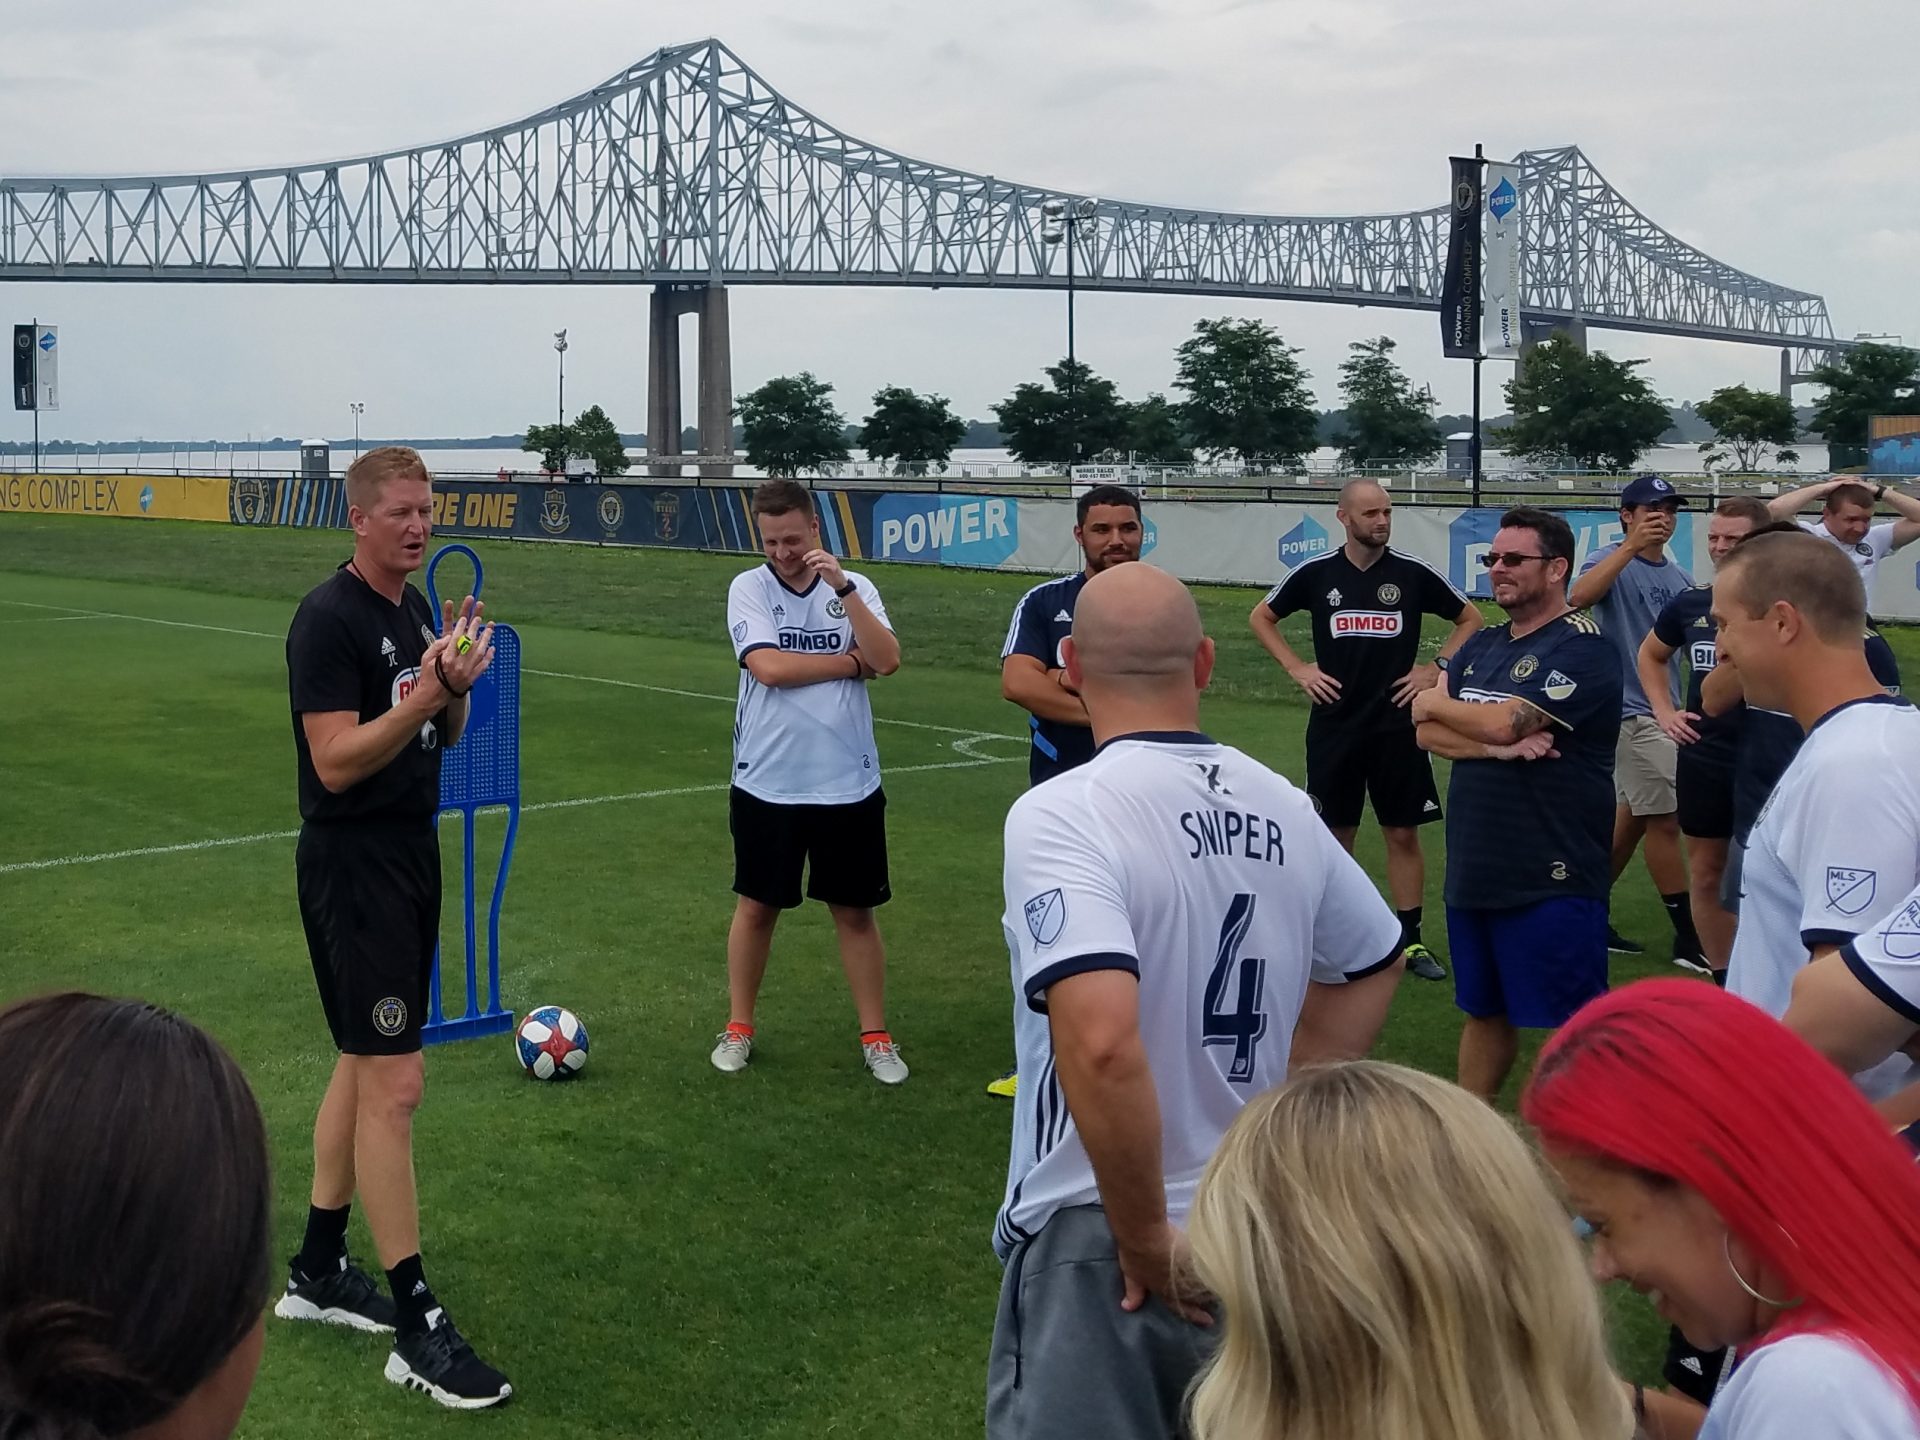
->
[730, 786, 891, 911]
[295, 818, 441, 1056]
[1304, 723, 1441, 831]
[1676, 751, 1735, 841]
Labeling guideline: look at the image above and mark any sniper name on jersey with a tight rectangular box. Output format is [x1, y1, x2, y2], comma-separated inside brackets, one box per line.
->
[1181, 806, 1287, 866]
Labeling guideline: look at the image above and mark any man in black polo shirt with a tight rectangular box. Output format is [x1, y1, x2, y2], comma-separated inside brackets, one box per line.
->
[281, 446, 511, 1410]
[1413, 507, 1621, 1101]
[1251, 478, 1482, 981]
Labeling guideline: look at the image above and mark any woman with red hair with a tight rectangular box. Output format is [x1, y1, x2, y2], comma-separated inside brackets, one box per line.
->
[1523, 979, 1920, 1438]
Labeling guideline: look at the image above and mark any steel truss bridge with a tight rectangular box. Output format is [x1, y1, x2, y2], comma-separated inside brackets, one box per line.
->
[0, 38, 1851, 466]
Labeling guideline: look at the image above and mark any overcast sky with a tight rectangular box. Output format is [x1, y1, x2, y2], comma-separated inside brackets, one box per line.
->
[4, 0, 1915, 444]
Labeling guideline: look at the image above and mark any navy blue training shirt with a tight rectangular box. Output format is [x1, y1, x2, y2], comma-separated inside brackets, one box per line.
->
[1650, 585, 1738, 769]
[1442, 611, 1624, 910]
[1001, 572, 1094, 785]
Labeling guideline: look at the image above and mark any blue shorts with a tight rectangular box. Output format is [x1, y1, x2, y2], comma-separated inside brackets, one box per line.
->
[1446, 896, 1608, 1029]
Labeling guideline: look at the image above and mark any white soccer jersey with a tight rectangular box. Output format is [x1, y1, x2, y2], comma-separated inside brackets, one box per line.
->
[727, 564, 890, 805]
[1799, 518, 1900, 582]
[1838, 879, 1920, 1097]
[1699, 1333, 1920, 1440]
[993, 732, 1402, 1258]
[1730, 696, 1920, 1098]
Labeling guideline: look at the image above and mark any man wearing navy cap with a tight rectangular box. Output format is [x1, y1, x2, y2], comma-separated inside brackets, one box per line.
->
[1568, 474, 1704, 969]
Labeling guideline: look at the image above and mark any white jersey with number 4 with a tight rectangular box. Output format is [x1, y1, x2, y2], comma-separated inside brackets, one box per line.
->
[994, 732, 1402, 1259]
[727, 565, 890, 805]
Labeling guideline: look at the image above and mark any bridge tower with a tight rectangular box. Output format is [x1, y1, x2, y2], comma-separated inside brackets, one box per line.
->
[647, 284, 734, 478]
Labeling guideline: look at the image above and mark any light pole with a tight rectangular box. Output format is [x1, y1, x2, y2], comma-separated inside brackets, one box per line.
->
[348, 402, 364, 460]
[1041, 198, 1098, 474]
[553, 329, 568, 431]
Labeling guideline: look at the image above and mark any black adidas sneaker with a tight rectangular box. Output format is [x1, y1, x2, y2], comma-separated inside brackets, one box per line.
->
[273, 1255, 397, 1333]
[385, 1308, 513, 1410]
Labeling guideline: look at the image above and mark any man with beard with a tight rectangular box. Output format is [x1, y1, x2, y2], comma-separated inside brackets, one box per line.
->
[1413, 508, 1622, 1102]
[988, 485, 1145, 1097]
[1250, 479, 1481, 983]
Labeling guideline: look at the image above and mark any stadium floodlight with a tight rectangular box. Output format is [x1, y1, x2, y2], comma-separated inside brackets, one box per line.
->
[1035, 197, 1102, 472]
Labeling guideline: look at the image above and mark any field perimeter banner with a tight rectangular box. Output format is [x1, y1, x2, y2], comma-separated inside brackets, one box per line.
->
[0, 472, 229, 521]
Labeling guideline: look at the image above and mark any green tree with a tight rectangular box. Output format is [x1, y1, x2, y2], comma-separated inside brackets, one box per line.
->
[1173, 317, 1318, 468]
[1125, 394, 1192, 463]
[1807, 342, 1920, 468]
[570, 405, 631, 476]
[857, 386, 968, 476]
[736, 373, 850, 477]
[1694, 384, 1799, 473]
[521, 422, 574, 473]
[1331, 336, 1443, 466]
[1492, 336, 1670, 471]
[992, 359, 1129, 468]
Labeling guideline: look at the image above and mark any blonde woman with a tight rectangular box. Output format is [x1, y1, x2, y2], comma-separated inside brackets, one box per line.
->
[1188, 1061, 1631, 1440]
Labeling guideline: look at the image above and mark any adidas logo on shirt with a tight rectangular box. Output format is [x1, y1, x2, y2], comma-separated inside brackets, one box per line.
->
[1054, 610, 1072, 622]
[380, 637, 397, 667]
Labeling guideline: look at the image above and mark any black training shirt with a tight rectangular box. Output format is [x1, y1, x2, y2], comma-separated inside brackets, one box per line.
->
[287, 564, 445, 823]
[1264, 547, 1470, 735]
[1650, 586, 1738, 768]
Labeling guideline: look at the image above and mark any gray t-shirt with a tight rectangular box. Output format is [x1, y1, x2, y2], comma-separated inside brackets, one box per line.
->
[1578, 542, 1693, 716]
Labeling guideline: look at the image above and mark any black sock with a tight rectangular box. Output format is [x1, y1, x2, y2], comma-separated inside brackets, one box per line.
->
[1661, 892, 1701, 951]
[295, 1204, 350, 1281]
[1711, 967, 1728, 988]
[385, 1254, 439, 1335]
[1396, 907, 1424, 949]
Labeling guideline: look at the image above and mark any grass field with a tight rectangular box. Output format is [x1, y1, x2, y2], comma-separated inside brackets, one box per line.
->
[5, 513, 1870, 1438]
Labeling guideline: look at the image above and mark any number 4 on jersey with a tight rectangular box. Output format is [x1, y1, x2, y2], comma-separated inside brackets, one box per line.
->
[1203, 893, 1268, 1082]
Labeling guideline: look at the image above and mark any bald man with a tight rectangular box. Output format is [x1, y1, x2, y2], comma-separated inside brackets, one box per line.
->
[1251, 479, 1481, 982]
[990, 564, 1405, 1440]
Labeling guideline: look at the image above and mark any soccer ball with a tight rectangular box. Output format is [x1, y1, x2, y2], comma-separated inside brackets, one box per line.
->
[515, 1006, 589, 1080]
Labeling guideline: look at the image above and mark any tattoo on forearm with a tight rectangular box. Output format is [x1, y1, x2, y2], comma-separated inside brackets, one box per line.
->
[1510, 700, 1551, 739]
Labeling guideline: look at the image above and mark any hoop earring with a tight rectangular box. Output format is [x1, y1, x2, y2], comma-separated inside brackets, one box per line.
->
[1724, 1232, 1802, 1310]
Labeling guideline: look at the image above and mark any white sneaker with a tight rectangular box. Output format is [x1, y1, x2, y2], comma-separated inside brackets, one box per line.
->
[863, 1037, 909, 1086]
[710, 1029, 753, 1073]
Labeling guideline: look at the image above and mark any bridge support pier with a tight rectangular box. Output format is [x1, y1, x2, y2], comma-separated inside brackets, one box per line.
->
[1517, 317, 1587, 380]
[647, 283, 734, 478]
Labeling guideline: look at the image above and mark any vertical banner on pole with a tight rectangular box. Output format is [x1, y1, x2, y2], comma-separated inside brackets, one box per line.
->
[1440, 158, 1482, 360]
[33, 326, 57, 412]
[11, 326, 34, 411]
[1482, 163, 1523, 359]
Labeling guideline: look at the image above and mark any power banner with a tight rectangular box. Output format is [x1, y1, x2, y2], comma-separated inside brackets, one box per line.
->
[1440, 157, 1482, 360]
[1482, 162, 1522, 359]
[0, 472, 230, 521]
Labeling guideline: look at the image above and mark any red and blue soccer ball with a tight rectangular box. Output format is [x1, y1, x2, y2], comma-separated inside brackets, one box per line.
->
[515, 1005, 589, 1080]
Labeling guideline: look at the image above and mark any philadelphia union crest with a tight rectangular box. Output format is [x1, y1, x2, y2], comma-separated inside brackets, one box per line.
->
[539, 486, 571, 535]
[597, 488, 625, 539]
[230, 474, 272, 525]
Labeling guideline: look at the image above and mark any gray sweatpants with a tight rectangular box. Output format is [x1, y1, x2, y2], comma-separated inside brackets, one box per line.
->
[986, 1205, 1216, 1440]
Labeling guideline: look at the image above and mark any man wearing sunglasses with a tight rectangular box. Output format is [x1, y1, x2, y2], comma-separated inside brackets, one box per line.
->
[1412, 508, 1622, 1101]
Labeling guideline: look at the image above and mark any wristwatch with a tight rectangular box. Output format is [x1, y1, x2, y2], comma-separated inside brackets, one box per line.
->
[1875, 484, 1888, 501]
[1435, 655, 1450, 672]
[834, 580, 856, 597]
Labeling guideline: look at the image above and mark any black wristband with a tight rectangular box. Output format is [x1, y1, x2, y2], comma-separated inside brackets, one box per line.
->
[834, 580, 856, 597]
[1875, 484, 1887, 501]
[1632, 1384, 1646, 1426]
[435, 655, 470, 698]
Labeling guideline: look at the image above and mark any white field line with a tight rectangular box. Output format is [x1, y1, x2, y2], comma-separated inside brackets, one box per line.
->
[0, 613, 114, 625]
[0, 599, 1023, 744]
[0, 596, 1026, 876]
[0, 754, 1019, 876]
